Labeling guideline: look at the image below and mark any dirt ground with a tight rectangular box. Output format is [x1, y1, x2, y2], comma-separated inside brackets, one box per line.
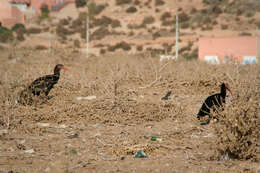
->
[0, 48, 259, 173]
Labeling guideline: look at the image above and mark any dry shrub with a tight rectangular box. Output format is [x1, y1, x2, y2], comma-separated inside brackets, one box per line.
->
[12, 23, 26, 41]
[73, 39, 80, 48]
[91, 16, 113, 27]
[108, 41, 131, 52]
[111, 19, 121, 28]
[116, 0, 132, 5]
[90, 27, 110, 41]
[59, 18, 70, 25]
[155, 0, 165, 6]
[180, 22, 190, 29]
[126, 6, 137, 13]
[178, 12, 190, 23]
[75, 0, 87, 8]
[160, 12, 171, 21]
[56, 23, 73, 38]
[213, 81, 260, 161]
[0, 26, 13, 43]
[239, 32, 252, 36]
[87, 2, 107, 16]
[134, 0, 140, 5]
[142, 16, 155, 25]
[27, 27, 42, 35]
[35, 45, 48, 50]
[136, 45, 143, 51]
[221, 24, 228, 30]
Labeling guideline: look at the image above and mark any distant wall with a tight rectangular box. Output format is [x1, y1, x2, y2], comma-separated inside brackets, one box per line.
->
[199, 37, 260, 64]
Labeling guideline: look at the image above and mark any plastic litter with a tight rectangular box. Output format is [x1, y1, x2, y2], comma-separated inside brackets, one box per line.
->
[200, 120, 210, 125]
[151, 136, 162, 142]
[76, 96, 96, 101]
[133, 150, 148, 158]
[161, 91, 171, 100]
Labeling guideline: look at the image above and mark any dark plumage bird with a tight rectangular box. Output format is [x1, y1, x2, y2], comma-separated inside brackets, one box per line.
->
[19, 64, 68, 105]
[197, 83, 231, 120]
[28, 64, 68, 97]
[161, 91, 172, 100]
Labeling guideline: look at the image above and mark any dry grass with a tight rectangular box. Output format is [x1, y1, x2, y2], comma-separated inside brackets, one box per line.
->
[0, 48, 259, 172]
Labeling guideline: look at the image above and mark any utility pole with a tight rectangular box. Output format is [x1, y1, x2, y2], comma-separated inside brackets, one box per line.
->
[256, 27, 259, 63]
[175, 12, 178, 59]
[49, 31, 51, 54]
[86, 15, 89, 57]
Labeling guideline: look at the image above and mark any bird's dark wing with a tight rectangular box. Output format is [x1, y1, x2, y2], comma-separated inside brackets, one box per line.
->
[29, 75, 59, 95]
[197, 94, 224, 119]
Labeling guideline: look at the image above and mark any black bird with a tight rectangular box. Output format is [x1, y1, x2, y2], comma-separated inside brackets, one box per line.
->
[197, 83, 231, 120]
[29, 64, 68, 97]
[161, 91, 172, 100]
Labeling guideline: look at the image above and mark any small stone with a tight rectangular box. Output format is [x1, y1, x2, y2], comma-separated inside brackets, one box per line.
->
[24, 149, 34, 154]
[37, 123, 50, 127]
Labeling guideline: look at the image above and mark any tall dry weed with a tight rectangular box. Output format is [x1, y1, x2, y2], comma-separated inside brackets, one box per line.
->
[212, 78, 260, 161]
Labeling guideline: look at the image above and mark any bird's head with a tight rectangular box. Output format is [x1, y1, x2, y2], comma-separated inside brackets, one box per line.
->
[54, 64, 68, 74]
[221, 83, 232, 95]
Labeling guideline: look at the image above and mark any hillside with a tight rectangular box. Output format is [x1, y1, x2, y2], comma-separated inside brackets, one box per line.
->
[1, 0, 260, 57]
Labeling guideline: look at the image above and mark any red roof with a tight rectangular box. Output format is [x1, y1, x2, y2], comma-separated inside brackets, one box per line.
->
[199, 37, 260, 63]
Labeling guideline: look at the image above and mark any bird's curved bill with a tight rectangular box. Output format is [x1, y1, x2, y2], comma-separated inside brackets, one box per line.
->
[63, 67, 69, 71]
[225, 84, 232, 95]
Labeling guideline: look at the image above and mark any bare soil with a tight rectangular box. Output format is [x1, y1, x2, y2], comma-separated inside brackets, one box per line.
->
[0, 48, 259, 173]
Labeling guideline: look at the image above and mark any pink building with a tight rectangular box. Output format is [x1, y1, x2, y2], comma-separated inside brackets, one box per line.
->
[0, 0, 25, 27]
[29, 0, 75, 14]
[0, 0, 75, 28]
[199, 37, 260, 64]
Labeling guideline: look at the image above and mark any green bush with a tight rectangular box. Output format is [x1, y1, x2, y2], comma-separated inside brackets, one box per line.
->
[12, 23, 26, 41]
[75, 0, 87, 8]
[88, 2, 106, 16]
[40, 4, 49, 19]
[239, 32, 252, 36]
[0, 26, 13, 43]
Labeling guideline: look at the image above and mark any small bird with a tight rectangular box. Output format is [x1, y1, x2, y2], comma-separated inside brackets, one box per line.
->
[18, 64, 68, 105]
[197, 83, 231, 120]
[161, 91, 171, 100]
